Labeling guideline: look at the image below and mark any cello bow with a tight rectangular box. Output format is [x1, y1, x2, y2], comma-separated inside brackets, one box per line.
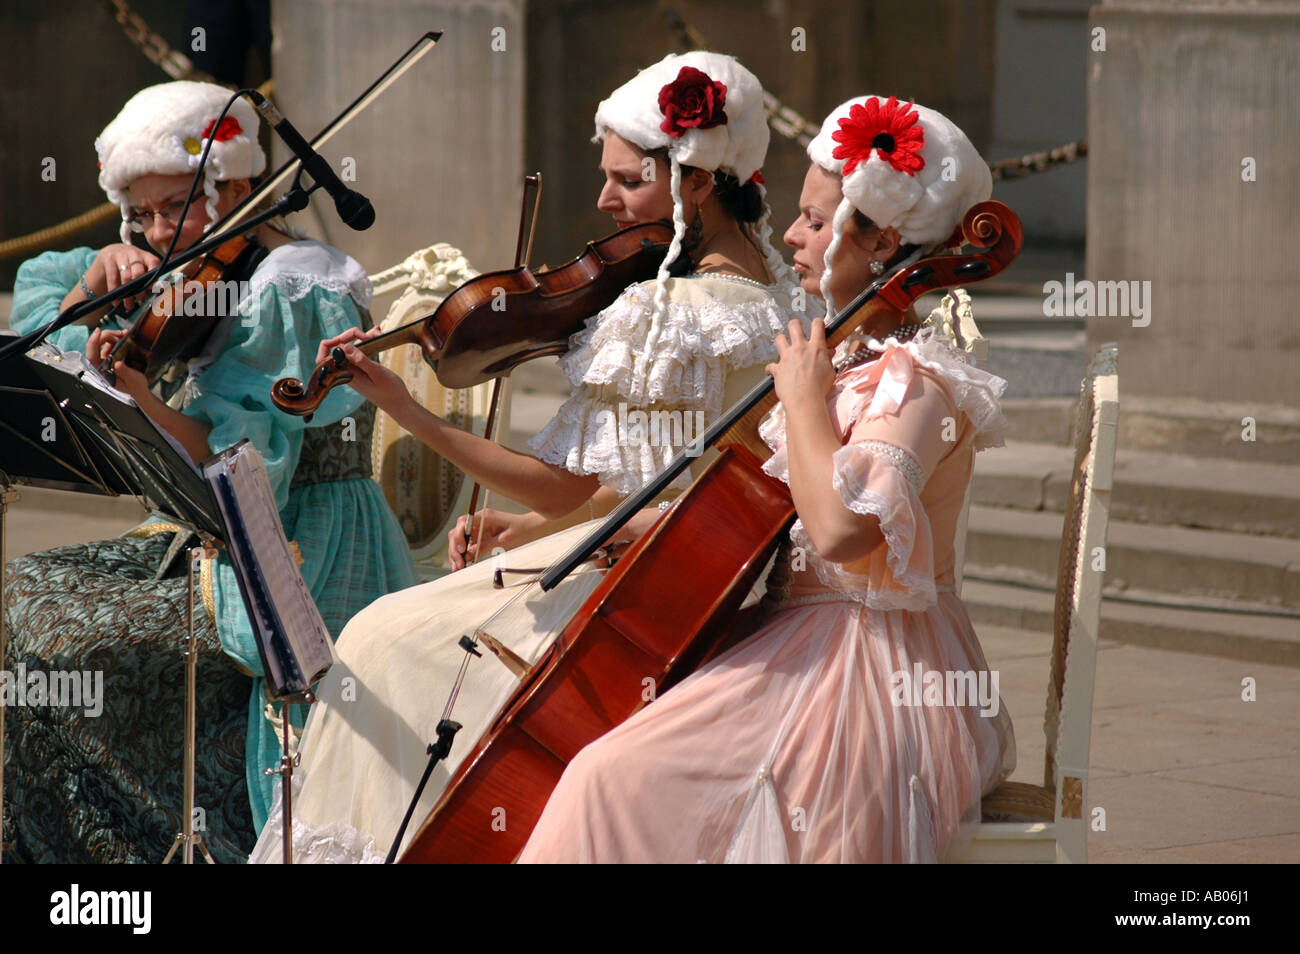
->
[463, 174, 542, 563]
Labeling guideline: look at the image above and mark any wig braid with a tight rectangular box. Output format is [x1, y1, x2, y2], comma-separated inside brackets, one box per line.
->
[640, 153, 687, 396]
[819, 196, 856, 318]
[200, 173, 221, 235]
[118, 200, 134, 245]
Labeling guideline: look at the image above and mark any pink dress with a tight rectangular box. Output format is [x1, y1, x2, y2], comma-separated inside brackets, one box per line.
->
[518, 330, 1017, 863]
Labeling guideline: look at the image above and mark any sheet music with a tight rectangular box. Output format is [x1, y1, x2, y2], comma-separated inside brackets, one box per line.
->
[27, 342, 137, 406]
[204, 441, 335, 697]
[27, 342, 201, 472]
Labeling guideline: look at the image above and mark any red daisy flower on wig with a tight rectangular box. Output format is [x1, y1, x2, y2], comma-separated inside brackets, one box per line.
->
[831, 97, 925, 177]
[201, 116, 244, 143]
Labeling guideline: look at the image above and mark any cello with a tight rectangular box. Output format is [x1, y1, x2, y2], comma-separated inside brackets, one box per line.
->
[398, 200, 1023, 863]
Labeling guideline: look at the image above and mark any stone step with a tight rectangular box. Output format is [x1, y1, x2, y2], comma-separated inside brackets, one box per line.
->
[974, 441, 1300, 538]
[965, 505, 1300, 612]
[962, 579, 1300, 668]
[1001, 397, 1077, 445]
[1002, 394, 1300, 464]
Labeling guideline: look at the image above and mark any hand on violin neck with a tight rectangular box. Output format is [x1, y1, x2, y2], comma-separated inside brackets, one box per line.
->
[88, 329, 148, 401]
[317, 325, 413, 414]
[315, 324, 386, 365]
[64, 244, 162, 323]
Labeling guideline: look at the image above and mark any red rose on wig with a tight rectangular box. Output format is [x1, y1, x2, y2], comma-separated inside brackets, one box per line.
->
[832, 97, 925, 176]
[201, 116, 244, 143]
[658, 66, 728, 138]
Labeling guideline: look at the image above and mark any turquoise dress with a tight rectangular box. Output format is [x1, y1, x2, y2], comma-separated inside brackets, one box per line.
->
[3, 241, 417, 862]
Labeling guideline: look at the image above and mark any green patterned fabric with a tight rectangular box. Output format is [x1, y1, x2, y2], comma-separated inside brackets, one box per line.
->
[2, 532, 253, 863]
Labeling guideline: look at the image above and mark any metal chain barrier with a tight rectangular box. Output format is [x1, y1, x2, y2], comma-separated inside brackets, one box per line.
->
[665, 7, 1087, 181]
[987, 139, 1088, 181]
[1, 4, 276, 261]
[105, 0, 214, 83]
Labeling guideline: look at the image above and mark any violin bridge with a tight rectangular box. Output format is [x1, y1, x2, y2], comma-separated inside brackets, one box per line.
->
[491, 565, 544, 589]
[474, 628, 530, 680]
[491, 550, 613, 589]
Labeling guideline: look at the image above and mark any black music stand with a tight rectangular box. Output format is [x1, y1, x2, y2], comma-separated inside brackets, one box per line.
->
[0, 337, 224, 862]
[0, 339, 314, 863]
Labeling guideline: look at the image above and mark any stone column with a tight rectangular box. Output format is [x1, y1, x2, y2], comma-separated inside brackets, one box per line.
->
[1086, 0, 1300, 406]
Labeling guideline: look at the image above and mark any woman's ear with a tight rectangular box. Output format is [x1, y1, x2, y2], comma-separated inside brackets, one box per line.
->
[847, 219, 903, 263]
[682, 166, 716, 207]
[223, 177, 253, 206]
[875, 225, 903, 262]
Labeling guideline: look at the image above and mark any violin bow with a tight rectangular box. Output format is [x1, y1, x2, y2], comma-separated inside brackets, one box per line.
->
[463, 173, 542, 564]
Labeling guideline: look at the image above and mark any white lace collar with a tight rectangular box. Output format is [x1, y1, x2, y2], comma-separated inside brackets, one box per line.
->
[247, 239, 374, 308]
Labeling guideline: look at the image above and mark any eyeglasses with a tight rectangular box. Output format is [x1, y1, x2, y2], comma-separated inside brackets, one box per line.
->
[126, 199, 192, 229]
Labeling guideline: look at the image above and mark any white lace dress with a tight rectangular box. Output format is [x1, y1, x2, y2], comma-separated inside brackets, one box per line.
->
[247, 274, 803, 862]
[518, 328, 1017, 863]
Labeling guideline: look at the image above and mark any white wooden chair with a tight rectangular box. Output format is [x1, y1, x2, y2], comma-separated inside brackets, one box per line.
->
[938, 287, 985, 599]
[367, 244, 508, 581]
[948, 342, 1119, 863]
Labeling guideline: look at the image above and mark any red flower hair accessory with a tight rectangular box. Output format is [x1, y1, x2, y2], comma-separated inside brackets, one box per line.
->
[201, 116, 244, 143]
[831, 96, 924, 176]
[658, 66, 728, 139]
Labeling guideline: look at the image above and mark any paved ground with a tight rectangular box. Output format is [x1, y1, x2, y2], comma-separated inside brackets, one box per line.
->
[979, 625, 1300, 863]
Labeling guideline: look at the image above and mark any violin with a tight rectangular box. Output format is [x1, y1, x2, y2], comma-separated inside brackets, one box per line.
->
[269, 221, 677, 418]
[396, 200, 1024, 863]
[101, 232, 264, 384]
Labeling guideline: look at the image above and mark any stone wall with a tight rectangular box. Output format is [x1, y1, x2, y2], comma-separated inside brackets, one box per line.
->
[1086, 0, 1300, 405]
[273, 0, 527, 281]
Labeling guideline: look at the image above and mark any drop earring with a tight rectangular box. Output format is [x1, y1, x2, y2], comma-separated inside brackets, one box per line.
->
[683, 207, 705, 253]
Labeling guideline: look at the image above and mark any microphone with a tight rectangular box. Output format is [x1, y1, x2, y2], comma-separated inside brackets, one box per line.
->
[246, 90, 375, 231]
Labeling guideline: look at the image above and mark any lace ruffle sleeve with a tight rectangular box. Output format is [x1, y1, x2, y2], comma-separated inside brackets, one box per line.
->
[528, 275, 798, 495]
[760, 331, 1007, 609]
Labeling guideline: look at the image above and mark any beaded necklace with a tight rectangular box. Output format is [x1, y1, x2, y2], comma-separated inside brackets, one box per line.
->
[831, 323, 925, 374]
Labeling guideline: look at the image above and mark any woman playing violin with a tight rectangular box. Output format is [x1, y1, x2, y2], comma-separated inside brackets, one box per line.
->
[518, 96, 1017, 863]
[249, 51, 806, 862]
[3, 80, 416, 863]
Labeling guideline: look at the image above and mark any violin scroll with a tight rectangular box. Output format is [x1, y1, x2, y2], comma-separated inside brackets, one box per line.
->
[269, 347, 353, 420]
[875, 200, 1022, 314]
